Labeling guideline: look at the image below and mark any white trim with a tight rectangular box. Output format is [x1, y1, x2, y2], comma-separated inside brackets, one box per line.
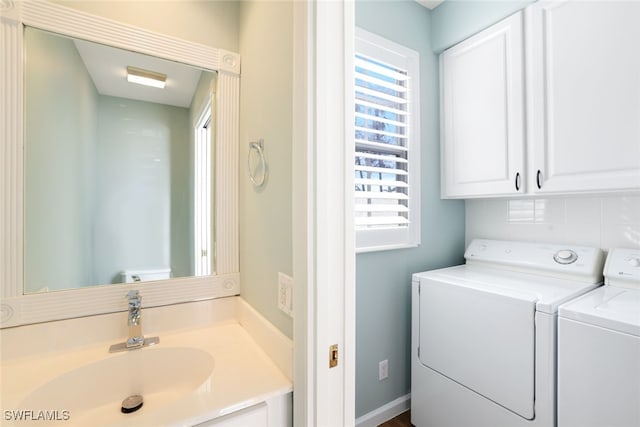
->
[0, 4, 23, 302]
[316, 0, 356, 425]
[314, 0, 349, 423]
[0, 0, 240, 327]
[214, 71, 240, 274]
[293, 0, 355, 425]
[356, 243, 419, 254]
[354, 27, 421, 253]
[355, 394, 411, 427]
[18, 0, 239, 75]
[292, 0, 312, 424]
[343, 3, 357, 424]
[0, 274, 239, 328]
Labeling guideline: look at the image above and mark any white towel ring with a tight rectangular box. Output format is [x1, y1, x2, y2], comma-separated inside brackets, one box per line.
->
[248, 139, 266, 187]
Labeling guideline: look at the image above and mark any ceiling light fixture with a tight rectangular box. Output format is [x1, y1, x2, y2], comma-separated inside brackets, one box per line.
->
[126, 66, 166, 89]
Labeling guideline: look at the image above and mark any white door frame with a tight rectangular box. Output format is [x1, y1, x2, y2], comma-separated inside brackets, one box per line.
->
[292, 1, 355, 425]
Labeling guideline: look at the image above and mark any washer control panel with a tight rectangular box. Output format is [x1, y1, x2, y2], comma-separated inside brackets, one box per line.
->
[603, 248, 640, 288]
[465, 239, 605, 282]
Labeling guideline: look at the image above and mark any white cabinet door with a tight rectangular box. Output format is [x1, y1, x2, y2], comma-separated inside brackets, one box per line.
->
[528, 0, 640, 194]
[441, 12, 525, 198]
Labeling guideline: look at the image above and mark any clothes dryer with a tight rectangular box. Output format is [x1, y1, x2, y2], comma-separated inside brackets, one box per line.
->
[558, 248, 640, 427]
[411, 239, 605, 427]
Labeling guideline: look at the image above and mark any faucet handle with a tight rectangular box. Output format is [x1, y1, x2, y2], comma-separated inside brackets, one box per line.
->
[127, 290, 141, 306]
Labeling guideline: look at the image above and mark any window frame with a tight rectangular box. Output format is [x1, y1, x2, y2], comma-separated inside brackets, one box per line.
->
[354, 28, 421, 253]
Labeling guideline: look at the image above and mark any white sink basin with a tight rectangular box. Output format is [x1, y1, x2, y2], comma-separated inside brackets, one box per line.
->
[18, 347, 214, 425]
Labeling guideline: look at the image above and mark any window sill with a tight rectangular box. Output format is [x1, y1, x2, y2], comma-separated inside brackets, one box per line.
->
[356, 242, 420, 254]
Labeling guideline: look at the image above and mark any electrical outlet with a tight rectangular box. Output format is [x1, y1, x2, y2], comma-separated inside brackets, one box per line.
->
[277, 273, 293, 317]
[379, 359, 388, 381]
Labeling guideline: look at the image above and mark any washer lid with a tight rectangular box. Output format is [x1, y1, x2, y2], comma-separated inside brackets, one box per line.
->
[559, 286, 640, 337]
[413, 264, 602, 314]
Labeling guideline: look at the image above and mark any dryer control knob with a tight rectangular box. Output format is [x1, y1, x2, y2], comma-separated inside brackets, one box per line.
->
[627, 257, 640, 268]
[554, 249, 578, 265]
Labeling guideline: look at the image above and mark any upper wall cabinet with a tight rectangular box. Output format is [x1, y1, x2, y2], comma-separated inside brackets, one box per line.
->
[441, 0, 640, 199]
[527, 0, 640, 195]
[440, 12, 525, 198]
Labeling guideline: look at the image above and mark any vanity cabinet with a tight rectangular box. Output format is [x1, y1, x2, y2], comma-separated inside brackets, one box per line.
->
[440, 12, 525, 198]
[195, 395, 291, 427]
[527, 0, 640, 194]
[196, 403, 268, 427]
[441, 1, 640, 199]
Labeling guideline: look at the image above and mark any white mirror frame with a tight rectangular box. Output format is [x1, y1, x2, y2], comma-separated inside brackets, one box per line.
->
[0, 0, 240, 328]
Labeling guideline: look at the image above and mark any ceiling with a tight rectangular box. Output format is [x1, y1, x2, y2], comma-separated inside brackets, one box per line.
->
[415, 0, 444, 10]
[74, 39, 203, 108]
[74, 0, 442, 108]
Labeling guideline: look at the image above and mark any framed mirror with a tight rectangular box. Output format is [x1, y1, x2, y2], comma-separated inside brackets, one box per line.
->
[0, 0, 240, 327]
[24, 27, 220, 293]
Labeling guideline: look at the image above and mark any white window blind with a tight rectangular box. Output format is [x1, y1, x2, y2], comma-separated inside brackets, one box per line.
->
[355, 28, 420, 252]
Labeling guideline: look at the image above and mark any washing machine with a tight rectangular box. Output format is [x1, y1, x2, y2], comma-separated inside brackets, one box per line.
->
[557, 247, 640, 427]
[411, 239, 605, 427]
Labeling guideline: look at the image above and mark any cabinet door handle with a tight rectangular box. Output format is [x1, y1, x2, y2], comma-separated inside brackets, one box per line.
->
[515, 172, 521, 191]
[536, 170, 542, 189]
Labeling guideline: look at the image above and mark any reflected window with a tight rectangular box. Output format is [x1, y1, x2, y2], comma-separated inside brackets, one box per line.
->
[194, 100, 213, 276]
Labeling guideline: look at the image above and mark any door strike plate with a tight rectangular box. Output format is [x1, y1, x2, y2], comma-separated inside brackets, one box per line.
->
[329, 344, 338, 368]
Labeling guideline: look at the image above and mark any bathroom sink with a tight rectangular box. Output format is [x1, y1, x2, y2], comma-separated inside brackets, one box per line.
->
[18, 347, 214, 425]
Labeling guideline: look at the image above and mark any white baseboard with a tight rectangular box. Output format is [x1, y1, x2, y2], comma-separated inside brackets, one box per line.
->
[355, 393, 411, 427]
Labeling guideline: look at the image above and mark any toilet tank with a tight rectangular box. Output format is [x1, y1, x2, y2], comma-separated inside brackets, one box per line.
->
[121, 269, 171, 283]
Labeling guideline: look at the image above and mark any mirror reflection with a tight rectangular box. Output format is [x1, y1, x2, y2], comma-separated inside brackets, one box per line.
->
[24, 27, 216, 293]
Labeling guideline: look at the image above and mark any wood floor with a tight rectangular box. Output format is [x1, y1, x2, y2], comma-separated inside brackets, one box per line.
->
[378, 410, 412, 427]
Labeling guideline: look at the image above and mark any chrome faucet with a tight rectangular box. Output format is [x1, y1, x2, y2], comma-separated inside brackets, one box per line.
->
[126, 290, 144, 348]
[108, 290, 159, 353]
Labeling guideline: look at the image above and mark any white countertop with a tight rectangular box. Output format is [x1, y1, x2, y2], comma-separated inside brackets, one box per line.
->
[1, 317, 292, 426]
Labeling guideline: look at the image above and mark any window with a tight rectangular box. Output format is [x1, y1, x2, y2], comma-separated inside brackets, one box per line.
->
[355, 28, 421, 252]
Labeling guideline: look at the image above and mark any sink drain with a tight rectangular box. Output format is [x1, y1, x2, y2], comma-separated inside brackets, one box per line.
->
[121, 395, 143, 414]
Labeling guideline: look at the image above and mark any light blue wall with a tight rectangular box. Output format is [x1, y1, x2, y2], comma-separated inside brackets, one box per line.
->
[356, 0, 466, 418]
[94, 96, 190, 284]
[238, 0, 294, 338]
[431, 0, 534, 52]
[24, 28, 98, 292]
